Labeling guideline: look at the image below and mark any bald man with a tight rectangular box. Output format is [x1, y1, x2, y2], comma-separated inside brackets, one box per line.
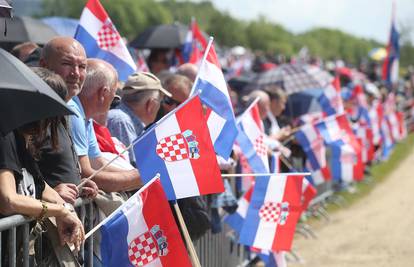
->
[70, 59, 142, 192]
[40, 37, 87, 101]
[247, 90, 271, 120]
[176, 63, 198, 82]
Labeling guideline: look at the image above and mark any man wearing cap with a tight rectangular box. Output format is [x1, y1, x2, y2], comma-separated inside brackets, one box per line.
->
[107, 72, 172, 165]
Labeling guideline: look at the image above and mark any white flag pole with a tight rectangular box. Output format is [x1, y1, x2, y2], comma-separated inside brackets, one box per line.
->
[189, 36, 214, 96]
[84, 175, 160, 240]
[221, 172, 311, 178]
[173, 203, 202, 267]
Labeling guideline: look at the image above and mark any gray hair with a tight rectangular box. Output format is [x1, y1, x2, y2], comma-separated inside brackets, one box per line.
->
[81, 58, 118, 98]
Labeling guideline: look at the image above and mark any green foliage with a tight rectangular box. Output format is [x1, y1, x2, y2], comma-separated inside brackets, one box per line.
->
[40, 0, 414, 67]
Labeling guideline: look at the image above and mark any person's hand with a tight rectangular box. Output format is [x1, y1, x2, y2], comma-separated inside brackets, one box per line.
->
[271, 126, 292, 141]
[54, 183, 79, 204]
[56, 210, 85, 251]
[79, 179, 99, 199]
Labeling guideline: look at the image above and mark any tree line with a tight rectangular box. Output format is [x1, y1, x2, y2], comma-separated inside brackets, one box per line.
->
[41, 0, 414, 68]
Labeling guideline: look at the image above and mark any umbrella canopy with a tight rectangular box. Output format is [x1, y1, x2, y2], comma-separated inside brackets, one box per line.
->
[0, 16, 58, 44]
[0, 48, 74, 135]
[246, 64, 333, 95]
[42, 16, 79, 37]
[284, 88, 323, 118]
[0, 0, 12, 18]
[130, 23, 189, 49]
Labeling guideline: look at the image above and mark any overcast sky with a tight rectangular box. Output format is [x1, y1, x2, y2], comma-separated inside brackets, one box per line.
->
[205, 0, 414, 44]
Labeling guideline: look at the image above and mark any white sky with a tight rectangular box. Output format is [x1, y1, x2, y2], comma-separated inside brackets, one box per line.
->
[205, 0, 414, 44]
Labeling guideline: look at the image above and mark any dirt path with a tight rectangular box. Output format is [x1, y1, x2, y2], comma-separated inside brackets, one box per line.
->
[290, 149, 414, 267]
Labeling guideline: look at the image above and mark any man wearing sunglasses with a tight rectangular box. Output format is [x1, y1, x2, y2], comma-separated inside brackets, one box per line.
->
[160, 74, 193, 115]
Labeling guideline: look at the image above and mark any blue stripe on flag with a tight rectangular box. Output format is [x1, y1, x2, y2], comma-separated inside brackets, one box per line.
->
[239, 176, 271, 246]
[100, 210, 132, 267]
[330, 145, 343, 182]
[224, 212, 245, 234]
[75, 26, 135, 81]
[294, 130, 321, 170]
[196, 79, 237, 158]
[237, 124, 269, 173]
[133, 132, 177, 200]
[318, 93, 336, 116]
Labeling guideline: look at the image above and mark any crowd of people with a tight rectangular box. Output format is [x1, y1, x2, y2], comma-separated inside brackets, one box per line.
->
[1, 35, 413, 266]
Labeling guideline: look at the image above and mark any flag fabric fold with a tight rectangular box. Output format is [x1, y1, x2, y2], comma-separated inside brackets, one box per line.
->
[100, 178, 192, 267]
[75, 0, 136, 81]
[236, 101, 270, 174]
[239, 174, 304, 251]
[193, 42, 238, 159]
[134, 96, 224, 200]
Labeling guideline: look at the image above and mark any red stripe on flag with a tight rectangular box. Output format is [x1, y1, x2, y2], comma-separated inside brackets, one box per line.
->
[175, 97, 224, 195]
[140, 179, 192, 267]
[271, 175, 303, 251]
[206, 44, 221, 69]
[251, 104, 264, 132]
[86, 0, 108, 22]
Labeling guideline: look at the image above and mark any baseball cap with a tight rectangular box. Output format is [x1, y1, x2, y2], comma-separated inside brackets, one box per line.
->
[122, 72, 172, 97]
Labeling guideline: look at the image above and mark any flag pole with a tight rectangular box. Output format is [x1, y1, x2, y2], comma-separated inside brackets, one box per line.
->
[236, 96, 260, 123]
[173, 203, 202, 267]
[83, 175, 160, 240]
[189, 36, 214, 96]
[221, 172, 311, 177]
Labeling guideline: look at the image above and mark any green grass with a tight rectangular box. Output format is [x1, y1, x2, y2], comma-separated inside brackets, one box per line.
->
[324, 133, 414, 212]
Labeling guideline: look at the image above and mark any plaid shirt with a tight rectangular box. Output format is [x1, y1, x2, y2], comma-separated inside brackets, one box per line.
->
[107, 102, 145, 163]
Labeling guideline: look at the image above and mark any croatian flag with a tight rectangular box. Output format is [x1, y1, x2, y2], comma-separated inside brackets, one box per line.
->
[295, 123, 327, 172]
[301, 178, 317, 212]
[330, 141, 364, 183]
[182, 18, 207, 64]
[318, 76, 344, 116]
[193, 41, 238, 159]
[368, 100, 383, 146]
[380, 117, 394, 159]
[225, 185, 287, 267]
[236, 101, 269, 174]
[134, 96, 224, 200]
[382, 5, 400, 85]
[75, 0, 136, 81]
[239, 174, 304, 251]
[316, 114, 363, 182]
[224, 184, 254, 234]
[315, 114, 360, 151]
[100, 178, 192, 267]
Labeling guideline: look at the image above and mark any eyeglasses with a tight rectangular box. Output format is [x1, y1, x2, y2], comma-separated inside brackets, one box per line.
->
[162, 96, 181, 106]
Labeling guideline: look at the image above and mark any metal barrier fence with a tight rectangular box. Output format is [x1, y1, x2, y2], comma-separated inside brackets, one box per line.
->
[1, 108, 412, 267]
[0, 198, 246, 267]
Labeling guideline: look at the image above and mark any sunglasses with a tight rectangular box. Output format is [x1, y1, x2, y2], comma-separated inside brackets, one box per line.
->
[162, 96, 181, 106]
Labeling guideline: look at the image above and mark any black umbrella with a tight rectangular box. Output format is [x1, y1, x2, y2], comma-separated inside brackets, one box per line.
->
[0, 48, 74, 135]
[0, 0, 12, 18]
[0, 16, 58, 44]
[130, 23, 189, 49]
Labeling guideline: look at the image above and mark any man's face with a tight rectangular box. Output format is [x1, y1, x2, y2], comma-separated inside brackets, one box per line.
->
[162, 85, 189, 113]
[45, 44, 87, 99]
[270, 97, 286, 117]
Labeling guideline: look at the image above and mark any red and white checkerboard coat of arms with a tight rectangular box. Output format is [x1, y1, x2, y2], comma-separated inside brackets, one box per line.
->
[128, 225, 168, 266]
[254, 134, 268, 157]
[156, 129, 200, 162]
[97, 19, 121, 50]
[259, 202, 290, 225]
